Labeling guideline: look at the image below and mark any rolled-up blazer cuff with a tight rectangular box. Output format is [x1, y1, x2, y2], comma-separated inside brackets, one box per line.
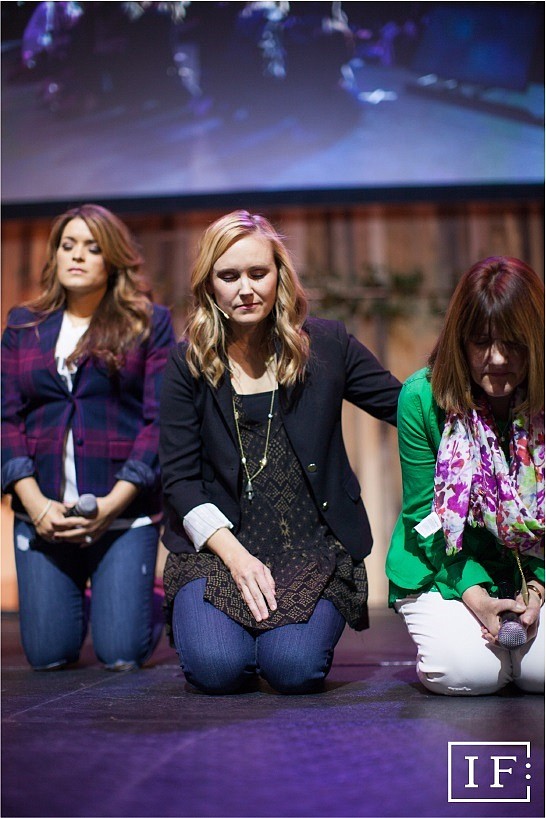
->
[2, 456, 35, 493]
[115, 459, 156, 490]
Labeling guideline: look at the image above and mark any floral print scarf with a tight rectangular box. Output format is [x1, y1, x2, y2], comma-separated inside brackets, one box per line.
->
[434, 399, 545, 559]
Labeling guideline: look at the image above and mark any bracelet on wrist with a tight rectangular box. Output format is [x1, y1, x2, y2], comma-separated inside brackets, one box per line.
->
[527, 583, 545, 607]
[32, 499, 52, 527]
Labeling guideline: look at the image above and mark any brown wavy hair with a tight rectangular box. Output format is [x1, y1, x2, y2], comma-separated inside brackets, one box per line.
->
[429, 256, 544, 415]
[185, 210, 309, 387]
[20, 204, 152, 372]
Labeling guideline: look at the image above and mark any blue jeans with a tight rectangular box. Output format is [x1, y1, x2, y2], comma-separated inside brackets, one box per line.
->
[14, 519, 162, 671]
[172, 578, 346, 694]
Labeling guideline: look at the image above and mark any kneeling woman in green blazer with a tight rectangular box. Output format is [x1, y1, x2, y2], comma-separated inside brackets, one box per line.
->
[387, 256, 544, 696]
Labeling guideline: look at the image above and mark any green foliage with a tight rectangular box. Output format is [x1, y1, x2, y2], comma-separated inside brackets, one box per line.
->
[308, 264, 427, 321]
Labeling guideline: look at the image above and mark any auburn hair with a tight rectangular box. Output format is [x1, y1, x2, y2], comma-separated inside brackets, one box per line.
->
[429, 256, 544, 415]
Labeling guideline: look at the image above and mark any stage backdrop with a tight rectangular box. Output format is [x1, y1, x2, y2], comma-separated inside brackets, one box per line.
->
[2, 1, 544, 212]
[1, 1, 544, 609]
[2, 199, 543, 609]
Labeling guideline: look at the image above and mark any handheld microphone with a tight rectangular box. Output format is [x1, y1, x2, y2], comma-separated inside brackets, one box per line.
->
[498, 611, 527, 649]
[65, 494, 98, 519]
[497, 581, 527, 649]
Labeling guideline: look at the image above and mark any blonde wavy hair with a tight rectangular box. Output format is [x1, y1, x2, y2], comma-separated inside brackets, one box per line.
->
[20, 204, 152, 372]
[186, 210, 309, 387]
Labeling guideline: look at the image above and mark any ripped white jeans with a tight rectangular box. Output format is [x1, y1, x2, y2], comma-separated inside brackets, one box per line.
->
[395, 591, 544, 696]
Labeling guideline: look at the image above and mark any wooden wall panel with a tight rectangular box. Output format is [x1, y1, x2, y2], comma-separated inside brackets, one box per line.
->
[1, 199, 543, 609]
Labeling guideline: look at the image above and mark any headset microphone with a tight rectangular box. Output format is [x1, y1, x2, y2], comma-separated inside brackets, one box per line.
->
[215, 304, 230, 320]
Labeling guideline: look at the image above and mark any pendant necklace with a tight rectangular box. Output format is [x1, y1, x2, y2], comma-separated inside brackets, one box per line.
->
[496, 415, 511, 443]
[232, 389, 276, 502]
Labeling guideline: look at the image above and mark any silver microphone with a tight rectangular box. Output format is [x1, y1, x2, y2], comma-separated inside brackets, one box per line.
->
[65, 494, 98, 519]
[498, 611, 527, 649]
[496, 580, 527, 649]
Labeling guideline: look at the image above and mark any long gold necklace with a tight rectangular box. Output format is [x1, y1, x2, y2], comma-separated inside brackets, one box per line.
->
[495, 414, 512, 443]
[513, 549, 529, 605]
[232, 389, 276, 502]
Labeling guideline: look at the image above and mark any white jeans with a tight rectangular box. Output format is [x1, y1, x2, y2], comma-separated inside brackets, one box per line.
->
[395, 591, 545, 696]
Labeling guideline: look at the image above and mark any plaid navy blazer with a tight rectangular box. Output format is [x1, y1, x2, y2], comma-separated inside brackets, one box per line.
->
[2, 303, 175, 519]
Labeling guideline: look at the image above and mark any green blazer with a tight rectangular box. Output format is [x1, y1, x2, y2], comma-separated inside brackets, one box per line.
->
[386, 368, 544, 605]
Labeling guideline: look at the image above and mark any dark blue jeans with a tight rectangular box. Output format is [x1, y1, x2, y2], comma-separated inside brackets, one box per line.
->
[172, 578, 346, 694]
[14, 519, 162, 670]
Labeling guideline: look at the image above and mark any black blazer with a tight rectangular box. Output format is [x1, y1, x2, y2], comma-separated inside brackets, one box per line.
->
[159, 317, 401, 560]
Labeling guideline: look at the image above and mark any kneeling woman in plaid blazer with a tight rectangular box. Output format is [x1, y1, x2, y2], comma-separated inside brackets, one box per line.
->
[1, 204, 175, 671]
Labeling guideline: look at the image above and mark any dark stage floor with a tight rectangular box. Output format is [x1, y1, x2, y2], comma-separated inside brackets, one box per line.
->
[2, 608, 544, 818]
